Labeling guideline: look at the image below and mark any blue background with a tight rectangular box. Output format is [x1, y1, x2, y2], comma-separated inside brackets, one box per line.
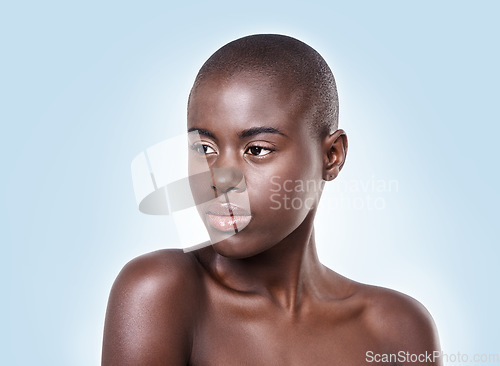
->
[2, 1, 498, 364]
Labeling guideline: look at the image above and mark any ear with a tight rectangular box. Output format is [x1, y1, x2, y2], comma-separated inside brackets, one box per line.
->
[322, 129, 348, 181]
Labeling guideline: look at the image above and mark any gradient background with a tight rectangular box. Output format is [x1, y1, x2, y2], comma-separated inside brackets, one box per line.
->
[2, 1, 498, 364]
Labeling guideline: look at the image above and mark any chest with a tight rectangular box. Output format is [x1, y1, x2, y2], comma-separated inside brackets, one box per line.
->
[188, 295, 383, 365]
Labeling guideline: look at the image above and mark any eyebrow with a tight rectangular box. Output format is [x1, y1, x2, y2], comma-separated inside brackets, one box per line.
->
[238, 126, 287, 139]
[187, 126, 287, 140]
[188, 127, 215, 139]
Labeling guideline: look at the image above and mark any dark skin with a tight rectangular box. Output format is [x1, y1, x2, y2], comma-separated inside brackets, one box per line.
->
[102, 72, 442, 365]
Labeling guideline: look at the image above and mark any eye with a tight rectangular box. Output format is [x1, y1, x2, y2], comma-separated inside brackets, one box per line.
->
[245, 145, 274, 157]
[190, 142, 216, 154]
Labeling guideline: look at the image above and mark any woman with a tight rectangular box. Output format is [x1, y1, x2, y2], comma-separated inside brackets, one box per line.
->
[102, 34, 442, 365]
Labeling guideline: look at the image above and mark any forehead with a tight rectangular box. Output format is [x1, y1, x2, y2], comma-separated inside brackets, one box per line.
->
[187, 72, 311, 134]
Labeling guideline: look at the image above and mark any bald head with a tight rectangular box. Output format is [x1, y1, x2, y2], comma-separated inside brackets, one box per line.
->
[189, 34, 339, 139]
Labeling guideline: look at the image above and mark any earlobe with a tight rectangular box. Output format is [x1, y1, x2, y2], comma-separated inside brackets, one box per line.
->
[323, 129, 348, 181]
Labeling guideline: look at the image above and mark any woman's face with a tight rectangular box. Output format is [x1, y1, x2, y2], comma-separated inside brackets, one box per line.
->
[187, 73, 325, 258]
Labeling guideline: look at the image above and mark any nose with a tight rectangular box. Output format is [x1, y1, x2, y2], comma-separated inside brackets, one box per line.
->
[211, 167, 245, 194]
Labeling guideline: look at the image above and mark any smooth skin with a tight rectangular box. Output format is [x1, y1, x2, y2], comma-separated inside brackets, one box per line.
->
[102, 72, 442, 365]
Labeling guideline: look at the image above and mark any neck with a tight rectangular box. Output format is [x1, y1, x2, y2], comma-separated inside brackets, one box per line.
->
[198, 211, 328, 314]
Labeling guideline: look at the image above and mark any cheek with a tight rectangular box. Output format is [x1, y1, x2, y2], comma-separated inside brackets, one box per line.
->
[246, 165, 320, 221]
[188, 170, 216, 208]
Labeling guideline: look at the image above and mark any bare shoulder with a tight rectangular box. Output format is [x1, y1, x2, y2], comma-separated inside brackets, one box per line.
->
[357, 283, 442, 364]
[111, 248, 201, 293]
[102, 249, 203, 366]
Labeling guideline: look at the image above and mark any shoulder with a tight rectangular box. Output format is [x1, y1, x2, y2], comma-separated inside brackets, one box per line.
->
[107, 248, 204, 319]
[358, 284, 441, 360]
[102, 249, 203, 365]
[112, 248, 201, 293]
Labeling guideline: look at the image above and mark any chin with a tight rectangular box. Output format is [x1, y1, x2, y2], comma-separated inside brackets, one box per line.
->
[211, 235, 271, 259]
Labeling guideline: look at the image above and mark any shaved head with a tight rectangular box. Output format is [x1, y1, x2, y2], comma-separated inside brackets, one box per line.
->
[189, 34, 339, 139]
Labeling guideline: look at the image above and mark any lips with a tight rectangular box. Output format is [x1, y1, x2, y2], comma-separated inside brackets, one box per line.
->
[204, 202, 252, 233]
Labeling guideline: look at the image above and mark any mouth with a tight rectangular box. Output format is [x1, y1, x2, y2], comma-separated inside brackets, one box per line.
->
[205, 202, 252, 233]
